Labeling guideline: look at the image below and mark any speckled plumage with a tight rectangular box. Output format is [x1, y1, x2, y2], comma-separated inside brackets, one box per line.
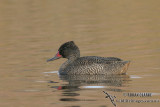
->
[59, 56, 130, 75]
[47, 41, 130, 75]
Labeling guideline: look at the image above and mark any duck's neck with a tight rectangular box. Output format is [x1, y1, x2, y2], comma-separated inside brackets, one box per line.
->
[59, 53, 80, 74]
[68, 53, 80, 61]
[67, 49, 80, 61]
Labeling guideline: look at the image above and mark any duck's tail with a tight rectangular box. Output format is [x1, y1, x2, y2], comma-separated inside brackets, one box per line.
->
[120, 61, 131, 74]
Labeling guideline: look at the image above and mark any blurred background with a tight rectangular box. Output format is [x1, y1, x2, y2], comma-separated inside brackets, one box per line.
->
[0, 0, 160, 107]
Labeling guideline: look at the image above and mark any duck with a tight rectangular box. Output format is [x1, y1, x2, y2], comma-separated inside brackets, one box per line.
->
[47, 41, 130, 75]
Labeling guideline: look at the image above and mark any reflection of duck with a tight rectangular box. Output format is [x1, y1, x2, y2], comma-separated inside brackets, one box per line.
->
[59, 74, 130, 87]
[47, 41, 130, 75]
[49, 75, 130, 105]
[49, 74, 130, 93]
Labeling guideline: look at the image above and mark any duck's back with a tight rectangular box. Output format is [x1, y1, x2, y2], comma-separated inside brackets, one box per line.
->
[59, 56, 130, 75]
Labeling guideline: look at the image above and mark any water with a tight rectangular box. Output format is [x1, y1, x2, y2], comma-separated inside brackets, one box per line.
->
[0, 0, 160, 107]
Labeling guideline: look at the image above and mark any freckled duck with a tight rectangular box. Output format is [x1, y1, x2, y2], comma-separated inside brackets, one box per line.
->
[47, 41, 130, 75]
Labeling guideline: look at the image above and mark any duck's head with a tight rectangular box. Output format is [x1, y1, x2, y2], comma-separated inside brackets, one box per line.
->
[47, 41, 80, 62]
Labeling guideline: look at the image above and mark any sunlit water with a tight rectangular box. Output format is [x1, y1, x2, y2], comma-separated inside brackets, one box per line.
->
[0, 0, 160, 107]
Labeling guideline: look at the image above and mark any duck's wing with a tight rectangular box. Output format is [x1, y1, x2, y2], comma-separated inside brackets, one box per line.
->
[97, 57, 122, 61]
[64, 56, 130, 75]
[80, 56, 123, 63]
[75, 57, 130, 74]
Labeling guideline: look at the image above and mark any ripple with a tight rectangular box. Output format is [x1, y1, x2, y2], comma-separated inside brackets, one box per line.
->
[43, 71, 58, 74]
[152, 67, 160, 70]
[22, 89, 40, 92]
[35, 80, 48, 83]
[81, 86, 105, 89]
[152, 93, 160, 96]
[130, 75, 142, 79]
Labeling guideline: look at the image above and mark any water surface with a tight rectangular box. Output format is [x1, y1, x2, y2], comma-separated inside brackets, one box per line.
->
[0, 0, 160, 107]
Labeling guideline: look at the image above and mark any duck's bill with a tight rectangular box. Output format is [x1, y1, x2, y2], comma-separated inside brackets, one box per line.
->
[47, 51, 62, 62]
[47, 56, 60, 62]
